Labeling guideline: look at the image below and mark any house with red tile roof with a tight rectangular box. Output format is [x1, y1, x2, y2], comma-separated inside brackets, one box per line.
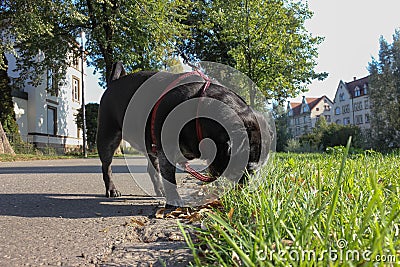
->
[287, 95, 333, 138]
[332, 76, 371, 130]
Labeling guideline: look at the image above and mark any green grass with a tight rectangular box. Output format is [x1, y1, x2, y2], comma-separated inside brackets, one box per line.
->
[184, 144, 400, 266]
[0, 152, 102, 162]
[0, 151, 141, 162]
[0, 153, 79, 162]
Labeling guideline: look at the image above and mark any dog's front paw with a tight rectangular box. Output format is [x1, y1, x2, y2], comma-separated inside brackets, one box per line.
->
[106, 189, 121, 198]
[166, 197, 185, 208]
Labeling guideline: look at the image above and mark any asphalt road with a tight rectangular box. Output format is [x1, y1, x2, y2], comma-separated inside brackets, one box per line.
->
[0, 157, 191, 266]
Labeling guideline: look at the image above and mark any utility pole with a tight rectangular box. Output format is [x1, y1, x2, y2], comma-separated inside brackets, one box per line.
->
[80, 31, 87, 158]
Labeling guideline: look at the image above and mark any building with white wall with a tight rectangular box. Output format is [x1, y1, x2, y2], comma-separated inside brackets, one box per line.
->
[8, 53, 87, 152]
[332, 76, 370, 130]
[287, 95, 333, 139]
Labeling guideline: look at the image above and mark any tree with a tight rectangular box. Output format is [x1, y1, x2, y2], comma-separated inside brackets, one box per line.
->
[0, 121, 15, 155]
[0, 53, 21, 154]
[1, 0, 86, 87]
[1, 0, 188, 150]
[0, 54, 19, 136]
[299, 116, 328, 151]
[75, 103, 99, 151]
[272, 103, 290, 152]
[297, 120, 360, 151]
[320, 123, 360, 149]
[1, 0, 189, 87]
[182, 0, 327, 104]
[368, 30, 400, 151]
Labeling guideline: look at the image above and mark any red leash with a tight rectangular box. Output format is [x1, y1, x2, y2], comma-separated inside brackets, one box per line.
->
[150, 70, 216, 183]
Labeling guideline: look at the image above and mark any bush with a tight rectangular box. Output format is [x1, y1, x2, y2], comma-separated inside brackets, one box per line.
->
[284, 138, 301, 152]
[75, 103, 99, 151]
[297, 122, 362, 151]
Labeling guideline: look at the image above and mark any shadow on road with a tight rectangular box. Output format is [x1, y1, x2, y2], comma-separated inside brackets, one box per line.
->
[0, 194, 162, 219]
[0, 165, 147, 174]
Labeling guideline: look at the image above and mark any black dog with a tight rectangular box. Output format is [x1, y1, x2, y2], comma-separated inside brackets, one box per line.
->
[97, 62, 271, 205]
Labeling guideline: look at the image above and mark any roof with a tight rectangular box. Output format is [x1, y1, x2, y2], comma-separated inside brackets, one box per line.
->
[290, 102, 302, 116]
[289, 96, 329, 116]
[345, 76, 370, 98]
[306, 97, 321, 110]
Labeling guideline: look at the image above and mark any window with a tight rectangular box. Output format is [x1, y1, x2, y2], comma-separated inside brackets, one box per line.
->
[343, 117, 351, 125]
[339, 92, 345, 101]
[365, 113, 370, 123]
[303, 105, 309, 113]
[47, 106, 57, 135]
[325, 115, 331, 122]
[70, 53, 80, 71]
[73, 56, 80, 70]
[303, 116, 307, 123]
[336, 119, 341, 124]
[355, 115, 363, 124]
[355, 87, 361, 97]
[72, 76, 80, 102]
[324, 105, 331, 111]
[353, 102, 363, 111]
[296, 126, 300, 136]
[342, 104, 350, 114]
[363, 84, 368, 94]
[365, 100, 369, 109]
[47, 69, 59, 96]
[335, 107, 341, 115]
[316, 107, 319, 111]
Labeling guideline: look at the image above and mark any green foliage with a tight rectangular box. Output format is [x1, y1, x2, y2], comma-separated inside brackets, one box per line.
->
[0, 54, 20, 138]
[297, 120, 360, 151]
[82, 0, 189, 85]
[368, 29, 400, 151]
[75, 103, 99, 151]
[320, 123, 360, 149]
[1, 0, 189, 87]
[184, 149, 400, 266]
[1, 0, 85, 88]
[272, 103, 290, 152]
[284, 138, 301, 153]
[183, 0, 327, 103]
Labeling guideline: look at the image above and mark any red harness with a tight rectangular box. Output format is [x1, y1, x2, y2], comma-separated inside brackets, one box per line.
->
[150, 70, 216, 182]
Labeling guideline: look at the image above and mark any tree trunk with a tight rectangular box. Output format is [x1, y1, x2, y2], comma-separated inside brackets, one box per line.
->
[0, 121, 15, 155]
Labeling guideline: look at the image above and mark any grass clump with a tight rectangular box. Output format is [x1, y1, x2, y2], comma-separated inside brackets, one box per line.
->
[184, 141, 400, 266]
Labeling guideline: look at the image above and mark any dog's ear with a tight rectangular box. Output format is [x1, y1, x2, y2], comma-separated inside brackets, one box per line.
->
[109, 61, 127, 83]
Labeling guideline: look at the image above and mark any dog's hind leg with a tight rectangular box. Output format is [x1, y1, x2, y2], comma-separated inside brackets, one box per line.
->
[97, 128, 122, 197]
[147, 154, 164, 197]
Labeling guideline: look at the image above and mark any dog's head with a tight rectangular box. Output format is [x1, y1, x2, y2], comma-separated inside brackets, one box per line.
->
[243, 110, 272, 177]
[207, 107, 273, 182]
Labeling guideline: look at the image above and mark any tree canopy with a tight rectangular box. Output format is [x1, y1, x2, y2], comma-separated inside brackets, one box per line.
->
[1, 0, 188, 87]
[2, 0, 325, 101]
[183, 0, 327, 104]
[368, 30, 400, 151]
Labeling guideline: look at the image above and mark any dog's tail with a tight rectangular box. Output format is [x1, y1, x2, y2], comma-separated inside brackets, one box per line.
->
[109, 61, 127, 83]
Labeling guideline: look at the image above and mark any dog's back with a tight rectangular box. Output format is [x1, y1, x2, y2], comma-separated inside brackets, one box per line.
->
[99, 70, 158, 130]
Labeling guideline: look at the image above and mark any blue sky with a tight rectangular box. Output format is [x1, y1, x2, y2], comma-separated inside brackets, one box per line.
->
[291, 0, 400, 102]
[85, 0, 400, 103]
